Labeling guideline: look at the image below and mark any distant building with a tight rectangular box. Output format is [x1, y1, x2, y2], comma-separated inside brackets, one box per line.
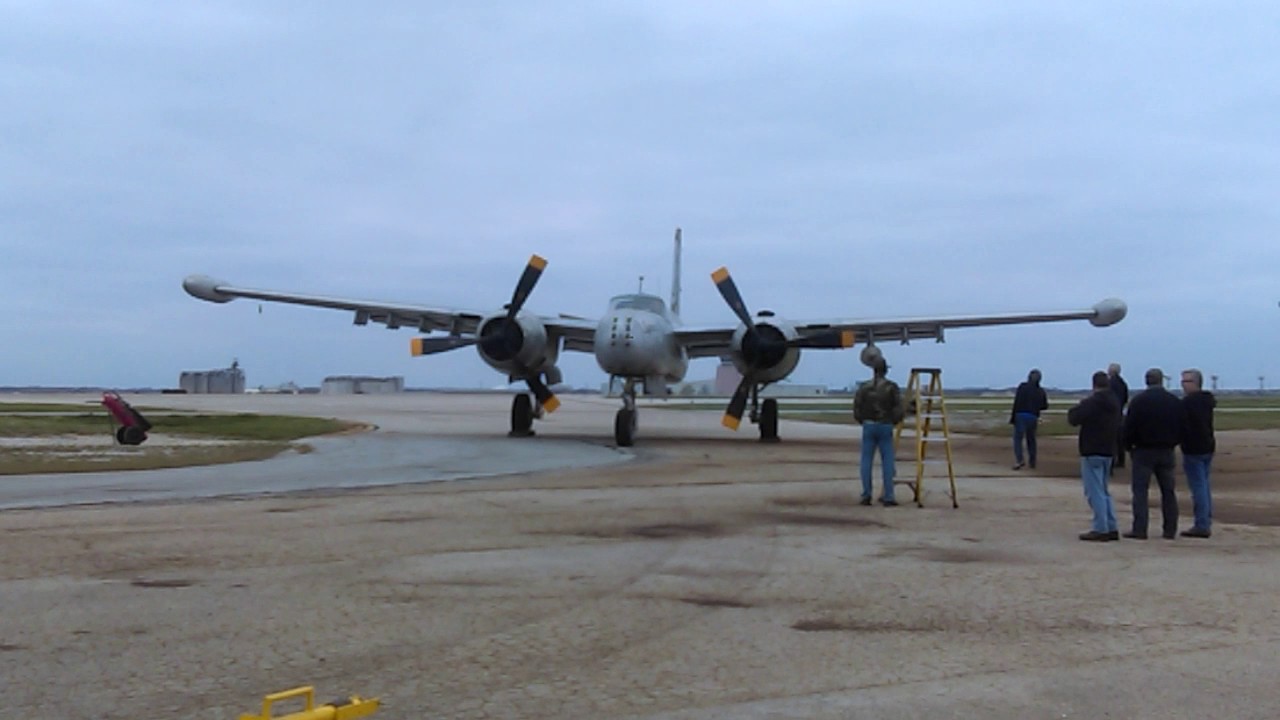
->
[180, 360, 246, 394]
[714, 361, 740, 396]
[761, 383, 828, 397]
[671, 379, 717, 396]
[712, 361, 828, 397]
[246, 382, 302, 394]
[321, 375, 404, 394]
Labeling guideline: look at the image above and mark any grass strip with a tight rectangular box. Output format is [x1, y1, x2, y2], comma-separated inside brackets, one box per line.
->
[0, 442, 305, 475]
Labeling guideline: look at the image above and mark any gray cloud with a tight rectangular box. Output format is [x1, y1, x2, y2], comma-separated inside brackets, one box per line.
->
[3, 1, 1278, 390]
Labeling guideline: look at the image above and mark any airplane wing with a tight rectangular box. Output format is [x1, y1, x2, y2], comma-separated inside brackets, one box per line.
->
[182, 275, 598, 348]
[675, 299, 1127, 359]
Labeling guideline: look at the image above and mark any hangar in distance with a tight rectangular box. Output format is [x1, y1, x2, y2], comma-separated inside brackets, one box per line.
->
[184, 229, 1127, 446]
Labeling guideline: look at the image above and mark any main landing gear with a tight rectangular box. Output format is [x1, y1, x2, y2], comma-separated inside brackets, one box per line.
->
[508, 393, 545, 437]
[757, 397, 779, 442]
[740, 384, 779, 443]
[614, 378, 639, 447]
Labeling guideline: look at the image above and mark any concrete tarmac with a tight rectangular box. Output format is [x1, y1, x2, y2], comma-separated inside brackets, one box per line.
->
[3, 392, 1280, 719]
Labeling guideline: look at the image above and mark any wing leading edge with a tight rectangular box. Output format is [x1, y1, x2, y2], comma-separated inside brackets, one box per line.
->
[675, 298, 1127, 358]
[185, 274, 1125, 360]
[181, 274, 597, 346]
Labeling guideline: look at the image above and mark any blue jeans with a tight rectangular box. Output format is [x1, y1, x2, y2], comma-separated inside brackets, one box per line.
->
[1081, 455, 1117, 533]
[1013, 413, 1038, 466]
[1182, 453, 1213, 531]
[860, 422, 896, 501]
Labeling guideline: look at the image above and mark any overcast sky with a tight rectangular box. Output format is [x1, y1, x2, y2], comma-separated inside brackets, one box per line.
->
[3, 2, 1278, 392]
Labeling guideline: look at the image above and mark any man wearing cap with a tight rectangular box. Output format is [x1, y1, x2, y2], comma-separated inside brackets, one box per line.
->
[853, 358, 905, 506]
[1122, 368, 1185, 539]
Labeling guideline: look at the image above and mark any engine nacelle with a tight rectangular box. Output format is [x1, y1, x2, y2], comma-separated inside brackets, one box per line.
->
[729, 316, 801, 384]
[475, 312, 559, 376]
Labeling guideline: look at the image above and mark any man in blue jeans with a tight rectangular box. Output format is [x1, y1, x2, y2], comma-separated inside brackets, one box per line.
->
[1068, 371, 1123, 541]
[1010, 369, 1049, 469]
[854, 358, 905, 506]
[1179, 368, 1216, 538]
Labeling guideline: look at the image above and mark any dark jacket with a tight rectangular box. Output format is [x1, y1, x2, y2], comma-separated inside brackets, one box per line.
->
[1067, 390, 1121, 457]
[1181, 391, 1216, 455]
[1123, 386, 1184, 450]
[854, 377, 904, 425]
[1109, 374, 1129, 410]
[1009, 381, 1048, 423]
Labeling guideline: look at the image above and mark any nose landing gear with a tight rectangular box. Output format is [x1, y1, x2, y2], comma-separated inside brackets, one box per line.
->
[613, 377, 639, 447]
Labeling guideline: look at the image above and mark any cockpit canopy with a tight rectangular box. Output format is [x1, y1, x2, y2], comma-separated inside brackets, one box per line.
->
[607, 294, 667, 315]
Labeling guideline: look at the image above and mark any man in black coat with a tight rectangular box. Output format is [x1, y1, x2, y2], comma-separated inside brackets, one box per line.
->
[1122, 368, 1185, 539]
[1010, 369, 1049, 470]
[1179, 369, 1216, 538]
[1108, 363, 1129, 469]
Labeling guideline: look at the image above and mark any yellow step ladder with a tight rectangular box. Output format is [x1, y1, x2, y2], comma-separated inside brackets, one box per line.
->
[239, 686, 379, 720]
[894, 367, 958, 508]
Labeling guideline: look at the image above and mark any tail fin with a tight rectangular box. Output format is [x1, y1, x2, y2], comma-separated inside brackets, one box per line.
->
[670, 227, 682, 318]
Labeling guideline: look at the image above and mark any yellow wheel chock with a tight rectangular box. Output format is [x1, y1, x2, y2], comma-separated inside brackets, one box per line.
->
[238, 686, 379, 720]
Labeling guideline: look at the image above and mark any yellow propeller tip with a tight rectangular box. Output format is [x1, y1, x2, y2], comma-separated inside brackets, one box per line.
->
[409, 338, 425, 356]
[840, 330, 855, 348]
[711, 267, 730, 283]
[542, 396, 561, 413]
[529, 254, 548, 270]
[721, 415, 741, 430]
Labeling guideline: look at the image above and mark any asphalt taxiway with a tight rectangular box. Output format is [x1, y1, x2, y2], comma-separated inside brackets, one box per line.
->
[0, 392, 635, 509]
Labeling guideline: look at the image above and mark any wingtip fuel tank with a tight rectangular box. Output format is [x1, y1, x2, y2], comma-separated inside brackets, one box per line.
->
[183, 275, 235, 303]
[1090, 298, 1127, 327]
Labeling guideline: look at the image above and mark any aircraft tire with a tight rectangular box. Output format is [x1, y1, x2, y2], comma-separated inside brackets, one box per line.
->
[759, 398, 779, 442]
[121, 426, 147, 445]
[614, 408, 636, 447]
[115, 426, 128, 445]
[509, 394, 535, 437]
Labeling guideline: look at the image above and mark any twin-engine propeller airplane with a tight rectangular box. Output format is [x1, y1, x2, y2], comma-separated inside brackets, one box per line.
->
[184, 229, 1127, 446]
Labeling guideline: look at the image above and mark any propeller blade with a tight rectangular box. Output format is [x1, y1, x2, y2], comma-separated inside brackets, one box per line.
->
[506, 254, 548, 320]
[790, 329, 855, 349]
[524, 373, 560, 413]
[722, 376, 752, 430]
[711, 267, 755, 329]
[410, 336, 479, 356]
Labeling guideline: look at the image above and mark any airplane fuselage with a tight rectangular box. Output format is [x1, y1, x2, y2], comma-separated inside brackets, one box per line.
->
[593, 293, 688, 386]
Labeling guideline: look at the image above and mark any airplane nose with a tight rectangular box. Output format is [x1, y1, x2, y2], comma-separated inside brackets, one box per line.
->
[596, 315, 660, 376]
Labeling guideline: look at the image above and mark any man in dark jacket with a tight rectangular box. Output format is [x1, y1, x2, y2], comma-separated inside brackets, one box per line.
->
[854, 358, 905, 506]
[1068, 371, 1122, 541]
[1122, 368, 1185, 539]
[1108, 363, 1129, 469]
[1179, 369, 1216, 538]
[1010, 369, 1049, 470]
